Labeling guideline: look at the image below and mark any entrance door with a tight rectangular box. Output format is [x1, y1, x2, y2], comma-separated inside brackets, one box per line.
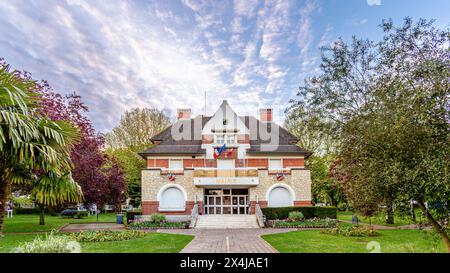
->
[204, 188, 249, 215]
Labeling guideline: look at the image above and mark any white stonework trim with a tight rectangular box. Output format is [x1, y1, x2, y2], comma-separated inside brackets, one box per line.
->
[157, 184, 188, 211]
[265, 183, 295, 207]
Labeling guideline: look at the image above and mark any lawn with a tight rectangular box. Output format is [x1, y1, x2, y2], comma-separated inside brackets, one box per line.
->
[0, 233, 193, 253]
[337, 211, 423, 227]
[0, 213, 193, 253]
[262, 229, 445, 253]
[2, 213, 117, 233]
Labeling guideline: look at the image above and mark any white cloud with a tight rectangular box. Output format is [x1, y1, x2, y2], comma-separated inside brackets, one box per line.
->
[367, 0, 381, 6]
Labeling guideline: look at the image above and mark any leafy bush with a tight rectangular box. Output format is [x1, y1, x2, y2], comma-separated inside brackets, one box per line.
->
[67, 230, 146, 242]
[150, 213, 166, 223]
[321, 224, 379, 237]
[288, 211, 305, 221]
[270, 218, 338, 228]
[262, 206, 337, 220]
[12, 196, 34, 208]
[126, 211, 142, 224]
[11, 233, 79, 253]
[128, 221, 187, 229]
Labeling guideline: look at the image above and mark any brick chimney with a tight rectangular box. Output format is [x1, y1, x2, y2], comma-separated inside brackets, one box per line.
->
[259, 108, 272, 122]
[177, 108, 191, 120]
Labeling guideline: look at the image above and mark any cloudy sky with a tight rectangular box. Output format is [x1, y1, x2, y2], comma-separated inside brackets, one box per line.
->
[1, 0, 449, 132]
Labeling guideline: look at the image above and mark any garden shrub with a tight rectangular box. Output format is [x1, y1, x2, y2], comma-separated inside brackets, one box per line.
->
[11, 233, 78, 253]
[126, 211, 142, 224]
[150, 213, 166, 223]
[288, 211, 305, 221]
[262, 206, 337, 220]
[67, 230, 146, 242]
[321, 224, 379, 237]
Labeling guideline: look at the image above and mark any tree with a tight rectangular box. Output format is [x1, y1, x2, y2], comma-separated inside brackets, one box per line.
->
[104, 108, 170, 206]
[285, 100, 344, 207]
[288, 18, 450, 251]
[0, 63, 81, 235]
[35, 86, 127, 211]
[106, 146, 146, 206]
[105, 108, 170, 149]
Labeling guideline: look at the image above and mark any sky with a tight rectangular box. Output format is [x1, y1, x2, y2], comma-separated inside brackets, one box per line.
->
[0, 0, 449, 132]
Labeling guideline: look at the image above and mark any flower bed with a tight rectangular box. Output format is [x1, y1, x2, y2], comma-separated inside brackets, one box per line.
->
[67, 230, 147, 242]
[267, 218, 338, 228]
[321, 224, 379, 237]
[128, 220, 188, 230]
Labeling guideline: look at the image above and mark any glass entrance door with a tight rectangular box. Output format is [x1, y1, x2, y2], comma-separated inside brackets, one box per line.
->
[204, 188, 249, 215]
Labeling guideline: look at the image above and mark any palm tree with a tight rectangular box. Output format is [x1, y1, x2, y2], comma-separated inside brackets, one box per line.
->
[0, 64, 81, 235]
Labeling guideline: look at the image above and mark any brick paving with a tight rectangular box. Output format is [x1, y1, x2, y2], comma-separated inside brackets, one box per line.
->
[158, 228, 294, 253]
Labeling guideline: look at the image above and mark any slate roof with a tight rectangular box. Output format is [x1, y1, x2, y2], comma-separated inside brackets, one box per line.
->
[139, 102, 311, 158]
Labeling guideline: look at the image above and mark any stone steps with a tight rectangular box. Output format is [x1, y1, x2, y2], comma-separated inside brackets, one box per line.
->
[195, 215, 259, 229]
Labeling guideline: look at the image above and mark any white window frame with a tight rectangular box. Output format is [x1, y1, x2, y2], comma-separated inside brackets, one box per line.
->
[225, 134, 236, 144]
[169, 159, 183, 170]
[215, 135, 225, 144]
[268, 159, 283, 171]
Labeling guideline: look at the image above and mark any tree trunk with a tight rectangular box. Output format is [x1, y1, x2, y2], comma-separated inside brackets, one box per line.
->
[417, 200, 450, 253]
[39, 205, 45, 226]
[0, 180, 10, 238]
[386, 204, 394, 225]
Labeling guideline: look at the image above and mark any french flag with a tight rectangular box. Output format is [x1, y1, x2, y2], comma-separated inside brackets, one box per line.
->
[213, 143, 227, 159]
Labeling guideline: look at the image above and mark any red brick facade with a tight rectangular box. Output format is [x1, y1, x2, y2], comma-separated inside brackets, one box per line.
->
[148, 157, 305, 169]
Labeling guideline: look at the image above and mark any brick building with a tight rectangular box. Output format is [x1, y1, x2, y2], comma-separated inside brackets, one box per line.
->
[139, 100, 312, 217]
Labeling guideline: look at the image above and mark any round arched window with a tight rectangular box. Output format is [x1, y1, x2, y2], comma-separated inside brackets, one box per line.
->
[159, 187, 185, 210]
[268, 186, 293, 207]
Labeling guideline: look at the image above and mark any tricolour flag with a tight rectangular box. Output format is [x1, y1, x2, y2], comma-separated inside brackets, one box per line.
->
[213, 143, 227, 159]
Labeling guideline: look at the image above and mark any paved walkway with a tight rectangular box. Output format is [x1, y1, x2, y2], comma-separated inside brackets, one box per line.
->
[158, 228, 294, 253]
[59, 223, 125, 232]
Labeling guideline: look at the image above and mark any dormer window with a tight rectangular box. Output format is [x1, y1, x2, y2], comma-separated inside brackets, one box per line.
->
[215, 134, 236, 145]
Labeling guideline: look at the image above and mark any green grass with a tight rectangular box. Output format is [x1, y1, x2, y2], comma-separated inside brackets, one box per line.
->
[262, 229, 445, 253]
[1, 214, 193, 253]
[337, 211, 422, 227]
[0, 232, 193, 253]
[2, 213, 116, 233]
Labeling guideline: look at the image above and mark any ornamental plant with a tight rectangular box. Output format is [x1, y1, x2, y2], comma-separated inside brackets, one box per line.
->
[67, 230, 146, 242]
[321, 224, 379, 237]
[288, 211, 305, 222]
[11, 232, 79, 253]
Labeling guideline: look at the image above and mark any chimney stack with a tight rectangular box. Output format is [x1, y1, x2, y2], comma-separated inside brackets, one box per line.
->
[259, 108, 272, 122]
[177, 108, 191, 120]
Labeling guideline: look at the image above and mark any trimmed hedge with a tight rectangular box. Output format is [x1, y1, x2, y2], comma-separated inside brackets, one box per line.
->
[261, 206, 337, 220]
[126, 211, 142, 224]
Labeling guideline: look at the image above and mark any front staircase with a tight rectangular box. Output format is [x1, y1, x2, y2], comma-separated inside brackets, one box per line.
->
[195, 214, 259, 229]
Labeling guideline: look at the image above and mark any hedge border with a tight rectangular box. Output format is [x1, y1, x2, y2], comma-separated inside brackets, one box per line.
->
[261, 206, 337, 220]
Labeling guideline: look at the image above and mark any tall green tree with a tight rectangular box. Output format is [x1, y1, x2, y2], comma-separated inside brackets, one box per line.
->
[105, 108, 170, 206]
[0, 64, 81, 235]
[289, 18, 449, 250]
[105, 108, 170, 149]
[284, 106, 343, 206]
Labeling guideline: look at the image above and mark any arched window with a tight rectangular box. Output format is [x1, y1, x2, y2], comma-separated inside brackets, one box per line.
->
[267, 184, 294, 207]
[158, 185, 186, 211]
